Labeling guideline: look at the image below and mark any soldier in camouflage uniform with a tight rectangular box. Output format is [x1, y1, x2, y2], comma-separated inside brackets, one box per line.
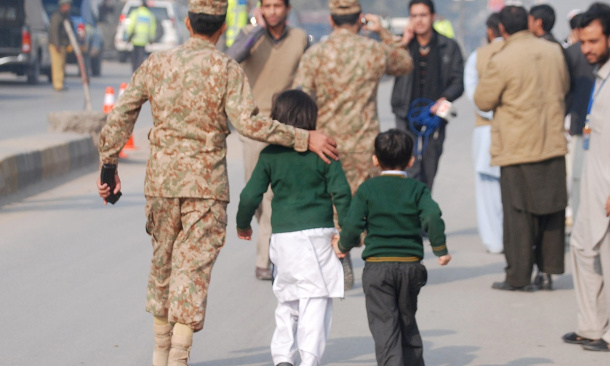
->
[96, 1, 337, 365]
[293, 0, 413, 290]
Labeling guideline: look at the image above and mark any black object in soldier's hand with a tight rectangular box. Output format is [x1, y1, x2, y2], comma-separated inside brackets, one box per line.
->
[101, 164, 122, 204]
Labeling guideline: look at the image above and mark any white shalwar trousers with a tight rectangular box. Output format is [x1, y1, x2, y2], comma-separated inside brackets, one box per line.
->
[271, 297, 333, 366]
[472, 125, 503, 253]
[269, 228, 344, 366]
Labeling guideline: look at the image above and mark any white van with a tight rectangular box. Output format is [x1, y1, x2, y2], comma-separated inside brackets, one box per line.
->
[114, 0, 188, 62]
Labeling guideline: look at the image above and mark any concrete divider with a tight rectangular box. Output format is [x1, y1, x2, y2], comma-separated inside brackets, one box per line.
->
[0, 133, 98, 198]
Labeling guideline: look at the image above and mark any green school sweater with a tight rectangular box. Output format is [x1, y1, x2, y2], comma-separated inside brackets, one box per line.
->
[339, 174, 448, 261]
[236, 145, 352, 233]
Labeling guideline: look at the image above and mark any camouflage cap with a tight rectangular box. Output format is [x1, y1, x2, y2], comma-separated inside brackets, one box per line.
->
[329, 0, 361, 15]
[189, 0, 227, 15]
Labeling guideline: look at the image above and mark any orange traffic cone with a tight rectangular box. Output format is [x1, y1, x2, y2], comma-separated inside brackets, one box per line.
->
[119, 82, 128, 96]
[103, 87, 115, 114]
[124, 135, 135, 150]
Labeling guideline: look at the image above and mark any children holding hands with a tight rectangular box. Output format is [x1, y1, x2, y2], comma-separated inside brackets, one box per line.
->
[237, 92, 450, 366]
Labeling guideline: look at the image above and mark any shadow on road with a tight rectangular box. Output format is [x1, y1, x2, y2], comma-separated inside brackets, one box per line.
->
[0, 193, 144, 213]
[190, 345, 271, 366]
[426, 263, 503, 285]
[424, 343, 479, 366]
[479, 357, 553, 366]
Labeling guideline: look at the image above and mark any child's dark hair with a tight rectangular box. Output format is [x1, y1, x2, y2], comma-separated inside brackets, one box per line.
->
[270, 89, 318, 130]
[374, 129, 414, 169]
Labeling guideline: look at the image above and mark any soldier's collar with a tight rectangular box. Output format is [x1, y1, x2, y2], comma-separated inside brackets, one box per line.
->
[187, 35, 217, 48]
[331, 27, 357, 37]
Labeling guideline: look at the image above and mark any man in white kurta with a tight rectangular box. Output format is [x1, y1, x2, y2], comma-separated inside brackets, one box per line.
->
[464, 13, 504, 254]
[565, 8, 610, 352]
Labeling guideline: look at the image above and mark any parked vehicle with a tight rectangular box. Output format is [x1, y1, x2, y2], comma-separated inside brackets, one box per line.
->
[42, 0, 104, 76]
[0, 0, 52, 84]
[114, 0, 189, 63]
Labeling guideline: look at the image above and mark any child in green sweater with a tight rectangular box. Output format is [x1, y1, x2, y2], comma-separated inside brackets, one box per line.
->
[236, 89, 352, 366]
[333, 128, 451, 366]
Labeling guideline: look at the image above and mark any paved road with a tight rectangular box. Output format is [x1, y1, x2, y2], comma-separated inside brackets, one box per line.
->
[0, 74, 605, 365]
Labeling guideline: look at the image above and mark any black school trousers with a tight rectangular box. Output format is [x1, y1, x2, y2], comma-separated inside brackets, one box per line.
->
[363, 261, 428, 366]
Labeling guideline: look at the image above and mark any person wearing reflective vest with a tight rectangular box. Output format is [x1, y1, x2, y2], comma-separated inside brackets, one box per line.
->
[225, 0, 248, 48]
[126, 0, 156, 72]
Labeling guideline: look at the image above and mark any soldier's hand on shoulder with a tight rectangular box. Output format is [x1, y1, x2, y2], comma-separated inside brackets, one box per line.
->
[308, 130, 339, 164]
[606, 196, 610, 217]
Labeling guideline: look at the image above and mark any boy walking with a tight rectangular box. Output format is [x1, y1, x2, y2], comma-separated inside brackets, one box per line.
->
[237, 90, 352, 366]
[334, 129, 451, 365]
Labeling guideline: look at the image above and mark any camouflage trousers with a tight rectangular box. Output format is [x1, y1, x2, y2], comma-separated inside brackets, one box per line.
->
[144, 196, 228, 332]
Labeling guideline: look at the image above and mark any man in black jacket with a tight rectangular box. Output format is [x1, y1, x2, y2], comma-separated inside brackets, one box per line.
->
[391, 0, 463, 191]
[528, 4, 560, 44]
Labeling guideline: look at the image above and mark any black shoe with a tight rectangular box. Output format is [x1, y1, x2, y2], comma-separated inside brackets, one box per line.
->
[533, 272, 553, 290]
[492, 281, 538, 292]
[562, 332, 594, 345]
[582, 339, 610, 352]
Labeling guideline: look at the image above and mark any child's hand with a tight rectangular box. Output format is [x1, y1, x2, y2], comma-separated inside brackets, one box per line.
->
[237, 228, 252, 240]
[332, 235, 346, 259]
[438, 254, 451, 266]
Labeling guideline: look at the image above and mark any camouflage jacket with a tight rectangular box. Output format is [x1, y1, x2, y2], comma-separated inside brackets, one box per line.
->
[293, 27, 412, 153]
[99, 36, 308, 201]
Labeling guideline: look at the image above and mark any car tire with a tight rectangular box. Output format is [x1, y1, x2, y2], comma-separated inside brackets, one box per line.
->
[26, 58, 40, 85]
[91, 55, 102, 76]
[118, 52, 129, 63]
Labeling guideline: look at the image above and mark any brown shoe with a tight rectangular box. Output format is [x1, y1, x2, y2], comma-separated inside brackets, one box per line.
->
[153, 323, 172, 366]
[256, 267, 273, 280]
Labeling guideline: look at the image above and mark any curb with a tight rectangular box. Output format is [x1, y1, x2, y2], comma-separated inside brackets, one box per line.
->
[0, 133, 98, 198]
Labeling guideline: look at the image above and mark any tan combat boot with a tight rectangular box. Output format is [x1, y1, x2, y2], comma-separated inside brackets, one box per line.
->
[153, 323, 172, 366]
[168, 323, 193, 366]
